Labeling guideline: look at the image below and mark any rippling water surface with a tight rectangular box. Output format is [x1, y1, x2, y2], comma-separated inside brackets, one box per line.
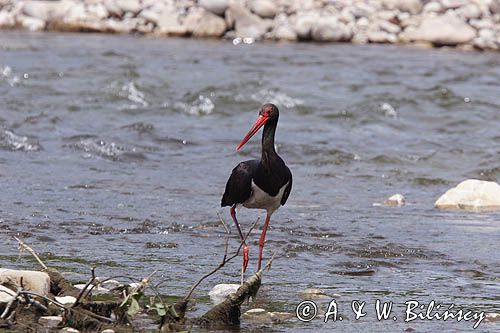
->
[1, 31, 499, 332]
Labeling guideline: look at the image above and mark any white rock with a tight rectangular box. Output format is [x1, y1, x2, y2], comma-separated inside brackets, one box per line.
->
[485, 312, 500, 323]
[228, 2, 268, 39]
[273, 24, 297, 40]
[0, 285, 16, 303]
[87, 3, 108, 20]
[209, 283, 240, 305]
[469, 18, 494, 30]
[39, 316, 62, 328]
[103, 0, 123, 17]
[156, 11, 186, 36]
[456, 3, 481, 20]
[249, 0, 277, 19]
[300, 288, 330, 299]
[441, 0, 468, 10]
[378, 20, 401, 34]
[311, 17, 352, 42]
[0, 11, 15, 27]
[60, 328, 80, 333]
[55, 295, 77, 305]
[0, 269, 50, 296]
[22, 0, 74, 21]
[73, 283, 110, 295]
[490, 0, 500, 14]
[100, 330, 115, 333]
[190, 10, 226, 37]
[242, 308, 273, 323]
[435, 179, 500, 211]
[116, 0, 141, 14]
[402, 13, 476, 45]
[293, 11, 320, 40]
[269, 311, 295, 322]
[381, 0, 423, 14]
[423, 1, 442, 12]
[17, 15, 45, 31]
[367, 30, 397, 43]
[384, 193, 406, 206]
[199, 0, 229, 16]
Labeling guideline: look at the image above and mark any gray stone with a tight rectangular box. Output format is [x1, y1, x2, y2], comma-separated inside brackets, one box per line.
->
[249, 0, 278, 19]
[402, 13, 476, 45]
[199, 0, 229, 16]
[191, 10, 227, 37]
[311, 17, 352, 42]
[39, 316, 63, 328]
[381, 0, 423, 14]
[435, 179, 500, 211]
[228, 2, 268, 39]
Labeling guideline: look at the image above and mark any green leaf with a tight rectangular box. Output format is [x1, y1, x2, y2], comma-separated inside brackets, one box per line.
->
[127, 297, 141, 317]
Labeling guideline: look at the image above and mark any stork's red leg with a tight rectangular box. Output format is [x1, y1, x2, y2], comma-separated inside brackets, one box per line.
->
[230, 206, 249, 273]
[257, 213, 271, 270]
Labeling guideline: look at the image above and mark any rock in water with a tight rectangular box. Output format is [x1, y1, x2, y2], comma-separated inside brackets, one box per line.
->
[0, 269, 50, 296]
[384, 194, 406, 206]
[402, 13, 476, 45]
[435, 179, 500, 211]
[208, 283, 240, 305]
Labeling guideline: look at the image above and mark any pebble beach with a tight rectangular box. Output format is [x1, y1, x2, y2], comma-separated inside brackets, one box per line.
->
[0, 0, 499, 51]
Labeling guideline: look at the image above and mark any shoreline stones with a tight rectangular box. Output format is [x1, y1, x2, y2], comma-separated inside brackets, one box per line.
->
[0, 0, 497, 51]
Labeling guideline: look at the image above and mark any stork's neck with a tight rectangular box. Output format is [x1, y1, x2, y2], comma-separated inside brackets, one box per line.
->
[261, 118, 278, 167]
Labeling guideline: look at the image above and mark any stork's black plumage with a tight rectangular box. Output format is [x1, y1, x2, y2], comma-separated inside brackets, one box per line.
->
[221, 104, 292, 273]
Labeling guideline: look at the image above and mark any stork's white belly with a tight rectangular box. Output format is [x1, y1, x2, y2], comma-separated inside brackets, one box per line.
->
[242, 181, 289, 214]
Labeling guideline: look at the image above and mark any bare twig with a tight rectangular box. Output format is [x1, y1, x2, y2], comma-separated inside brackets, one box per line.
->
[72, 270, 96, 308]
[14, 236, 48, 270]
[184, 217, 260, 301]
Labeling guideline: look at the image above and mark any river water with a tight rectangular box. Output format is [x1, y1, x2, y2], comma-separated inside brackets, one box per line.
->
[0, 31, 499, 332]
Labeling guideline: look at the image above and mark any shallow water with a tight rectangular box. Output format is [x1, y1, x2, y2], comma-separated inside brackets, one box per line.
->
[0, 31, 499, 332]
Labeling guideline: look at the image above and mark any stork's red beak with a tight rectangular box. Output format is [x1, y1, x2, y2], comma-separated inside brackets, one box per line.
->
[236, 115, 268, 151]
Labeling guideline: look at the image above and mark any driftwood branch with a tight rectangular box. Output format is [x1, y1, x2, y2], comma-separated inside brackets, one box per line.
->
[184, 216, 260, 301]
[14, 236, 48, 270]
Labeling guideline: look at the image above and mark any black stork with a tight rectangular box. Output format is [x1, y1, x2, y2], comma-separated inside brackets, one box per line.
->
[221, 103, 292, 273]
